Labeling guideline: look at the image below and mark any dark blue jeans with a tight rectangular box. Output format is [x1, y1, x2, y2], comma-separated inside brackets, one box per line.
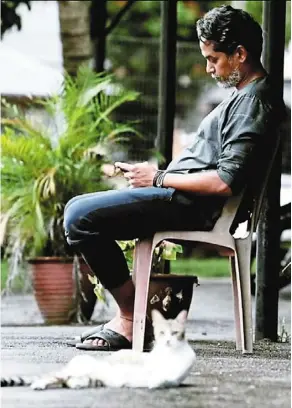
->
[63, 187, 216, 289]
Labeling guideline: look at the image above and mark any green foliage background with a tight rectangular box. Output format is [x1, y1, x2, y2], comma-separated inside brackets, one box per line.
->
[2, 1, 290, 45]
[1, 68, 140, 258]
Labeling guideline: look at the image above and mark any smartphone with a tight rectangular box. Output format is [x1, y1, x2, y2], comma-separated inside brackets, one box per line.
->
[114, 165, 127, 173]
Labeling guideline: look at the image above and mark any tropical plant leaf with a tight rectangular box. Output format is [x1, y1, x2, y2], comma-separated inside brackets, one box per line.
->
[1, 67, 140, 264]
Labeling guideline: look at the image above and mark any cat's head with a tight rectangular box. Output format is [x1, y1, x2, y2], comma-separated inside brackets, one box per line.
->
[151, 309, 188, 348]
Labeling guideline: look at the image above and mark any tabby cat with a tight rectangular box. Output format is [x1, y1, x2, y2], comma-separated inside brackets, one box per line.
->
[1, 309, 196, 390]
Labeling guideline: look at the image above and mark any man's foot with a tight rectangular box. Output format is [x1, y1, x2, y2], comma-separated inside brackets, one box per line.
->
[83, 314, 133, 348]
[77, 280, 154, 350]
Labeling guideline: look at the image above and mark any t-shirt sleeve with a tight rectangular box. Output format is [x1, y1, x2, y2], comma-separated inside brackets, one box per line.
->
[217, 95, 270, 195]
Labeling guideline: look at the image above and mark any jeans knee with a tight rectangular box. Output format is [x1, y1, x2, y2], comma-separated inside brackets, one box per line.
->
[63, 206, 77, 240]
[64, 194, 82, 214]
[63, 199, 86, 243]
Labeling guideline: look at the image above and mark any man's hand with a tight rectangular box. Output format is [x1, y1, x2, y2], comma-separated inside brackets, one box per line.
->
[114, 161, 158, 188]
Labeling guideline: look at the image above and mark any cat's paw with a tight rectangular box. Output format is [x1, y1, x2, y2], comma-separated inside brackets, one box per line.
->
[31, 379, 49, 390]
[66, 376, 91, 389]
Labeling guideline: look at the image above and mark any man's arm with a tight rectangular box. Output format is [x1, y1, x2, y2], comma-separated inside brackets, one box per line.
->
[115, 161, 232, 196]
[162, 170, 232, 196]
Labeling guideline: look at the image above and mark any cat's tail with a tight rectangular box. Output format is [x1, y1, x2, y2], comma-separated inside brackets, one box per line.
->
[1, 376, 36, 387]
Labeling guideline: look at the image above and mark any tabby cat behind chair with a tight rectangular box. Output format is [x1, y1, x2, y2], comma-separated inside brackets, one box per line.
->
[1, 309, 196, 390]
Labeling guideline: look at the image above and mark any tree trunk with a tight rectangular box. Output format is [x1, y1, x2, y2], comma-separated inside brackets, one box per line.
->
[58, 1, 92, 76]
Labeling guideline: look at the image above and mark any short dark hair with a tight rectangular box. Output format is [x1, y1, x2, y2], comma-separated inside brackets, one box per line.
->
[196, 5, 263, 61]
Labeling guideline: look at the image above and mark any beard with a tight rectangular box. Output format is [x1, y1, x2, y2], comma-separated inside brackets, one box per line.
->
[212, 69, 242, 88]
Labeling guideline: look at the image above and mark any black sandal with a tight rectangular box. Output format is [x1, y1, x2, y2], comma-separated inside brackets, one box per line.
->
[75, 327, 154, 352]
[66, 324, 105, 347]
[75, 327, 132, 351]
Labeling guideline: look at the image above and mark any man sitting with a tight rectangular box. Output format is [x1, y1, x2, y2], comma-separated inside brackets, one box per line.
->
[64, 5, 285, 351]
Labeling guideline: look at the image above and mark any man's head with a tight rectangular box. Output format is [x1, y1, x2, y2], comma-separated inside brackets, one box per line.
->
[196, 5, 263, 88]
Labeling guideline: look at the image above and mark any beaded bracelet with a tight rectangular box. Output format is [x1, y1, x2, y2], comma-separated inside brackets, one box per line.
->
[153, 170, 166, 187]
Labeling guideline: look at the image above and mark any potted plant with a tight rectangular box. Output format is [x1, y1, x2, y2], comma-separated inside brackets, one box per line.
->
[1, 66, 140, 324]
[117, 240, 199, 321]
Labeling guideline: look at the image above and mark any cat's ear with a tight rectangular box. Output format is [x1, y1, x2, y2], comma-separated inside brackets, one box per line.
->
[175, 310, 188, 324]
[151, 309, 165, 324]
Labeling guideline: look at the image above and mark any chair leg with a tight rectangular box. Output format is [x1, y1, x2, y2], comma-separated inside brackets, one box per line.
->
[132, 238, 154, 352]
[229, 256, 243, 351]
[234, 238, 253, 354]
[132, 239, 139, 285]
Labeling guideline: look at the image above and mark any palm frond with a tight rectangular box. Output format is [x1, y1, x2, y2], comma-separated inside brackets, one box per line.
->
[1, 117, 52, 146]
[2, 66, 141, 260]
[91, 90, 140, 129]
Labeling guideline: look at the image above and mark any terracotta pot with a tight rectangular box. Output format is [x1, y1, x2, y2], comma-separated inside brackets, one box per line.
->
[147, 273, 198, 321]
[29, 257, 96, 325]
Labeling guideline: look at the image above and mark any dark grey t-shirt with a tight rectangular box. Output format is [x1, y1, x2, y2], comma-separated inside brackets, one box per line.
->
[167, 76, 284, 195]
[165, 76, 285, 229]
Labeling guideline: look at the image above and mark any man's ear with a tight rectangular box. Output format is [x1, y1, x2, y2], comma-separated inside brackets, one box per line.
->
[236, 45, 248, 63]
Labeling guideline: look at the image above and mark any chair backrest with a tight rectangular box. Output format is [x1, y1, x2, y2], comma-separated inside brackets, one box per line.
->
[215, 132, 281, 238]
[231, 132, 282, 238]
[213, 193, 244, 233]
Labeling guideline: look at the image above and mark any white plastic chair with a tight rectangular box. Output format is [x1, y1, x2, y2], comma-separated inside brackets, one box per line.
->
[132, 140, 280, 354]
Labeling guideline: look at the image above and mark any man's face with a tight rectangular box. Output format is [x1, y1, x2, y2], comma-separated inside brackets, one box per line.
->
[199, 40, 242, 88]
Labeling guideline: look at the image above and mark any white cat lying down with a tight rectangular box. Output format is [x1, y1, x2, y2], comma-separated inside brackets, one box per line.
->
[1, 309, 196, 390]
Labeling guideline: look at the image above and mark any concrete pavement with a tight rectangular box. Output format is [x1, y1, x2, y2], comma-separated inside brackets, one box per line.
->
[1, 278, 291, 408]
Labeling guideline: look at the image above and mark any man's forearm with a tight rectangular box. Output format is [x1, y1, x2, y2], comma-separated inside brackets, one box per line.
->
[162, 170, 232, 196]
